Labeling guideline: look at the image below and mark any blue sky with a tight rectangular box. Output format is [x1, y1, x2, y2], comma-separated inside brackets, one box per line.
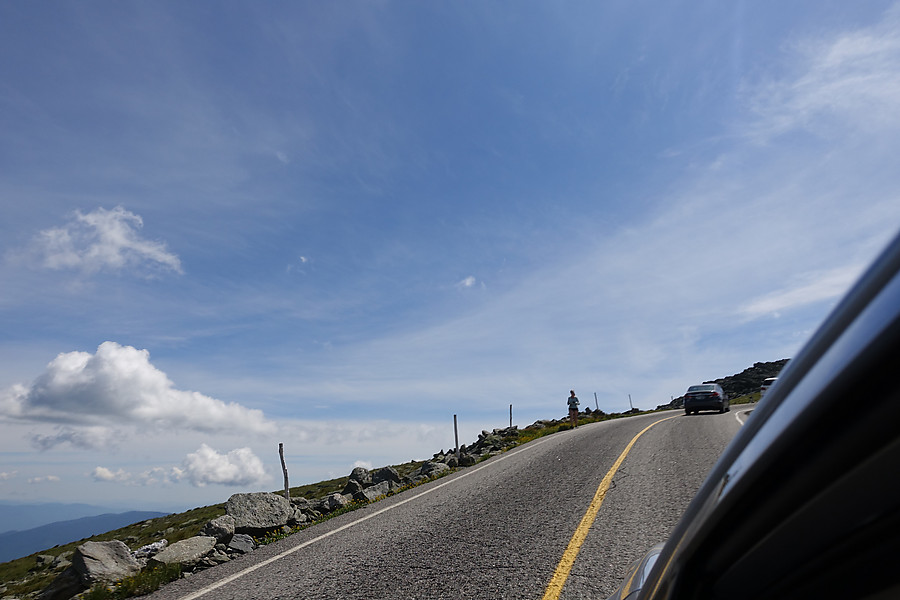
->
[2, 1, 900, 512]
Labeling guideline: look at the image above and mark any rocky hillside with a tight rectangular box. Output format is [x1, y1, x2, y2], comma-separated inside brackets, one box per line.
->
[705, 359, 789, 398]
[660, 359, 789, 409]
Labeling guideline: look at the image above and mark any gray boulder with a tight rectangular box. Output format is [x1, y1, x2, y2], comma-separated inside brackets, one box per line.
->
[325, 492, 351, 512]
[459, 455, 477, 467]
[34, 554, 57, 569]
[349, 466, 372, 485]
[73, 540, 141, 585]
[226, 492, 294, 533]
[418, 461, 451, 478]
[227, 533, 257, 554]
[291, 496, 311, 510]
[354, 480, 393, 502]
[373, 466, 401, 485]
[38, 567, 82, 600]
[206, 548, 231, 565]
[342, 478, 365, 496]
[41, 540, 142, 600]
[150, 536, 216, 569]
[200, 515, 236, 542]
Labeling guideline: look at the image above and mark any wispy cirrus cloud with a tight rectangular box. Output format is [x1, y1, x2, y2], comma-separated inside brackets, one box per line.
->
[738, 265, 865, 320]
[27, 475, 60, 484]
[744, 5, 900, 141]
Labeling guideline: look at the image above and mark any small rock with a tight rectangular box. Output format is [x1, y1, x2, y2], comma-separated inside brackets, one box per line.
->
[325, 492, 350, 512]
[227, 533, 256, 554]
[200, 515, 236, 542]
[418, 461, 450, 478]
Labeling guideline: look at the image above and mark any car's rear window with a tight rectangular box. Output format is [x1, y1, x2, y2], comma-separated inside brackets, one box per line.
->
[687, 384, 716, 392]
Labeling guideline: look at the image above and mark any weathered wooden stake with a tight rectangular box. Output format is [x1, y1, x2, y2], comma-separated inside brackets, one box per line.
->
[279, 442, 290, 500]
[509, 404, 513, 428]
[454, 414, 460, 460]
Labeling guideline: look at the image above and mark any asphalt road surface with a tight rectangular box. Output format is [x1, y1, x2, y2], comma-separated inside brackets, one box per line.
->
[146, 408, 751, 600]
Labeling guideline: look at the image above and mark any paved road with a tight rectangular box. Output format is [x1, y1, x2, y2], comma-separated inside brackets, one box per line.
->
[147, 408, 751, 600]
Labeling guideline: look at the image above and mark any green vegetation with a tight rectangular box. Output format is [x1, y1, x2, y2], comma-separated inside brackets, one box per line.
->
[731, 390, 762, 405]
[514, 409, 650, 446]
[82, 563, 182, 600]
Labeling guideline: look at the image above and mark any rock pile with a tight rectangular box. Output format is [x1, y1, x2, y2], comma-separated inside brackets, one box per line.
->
[36, 426, 525, 600]
[38, 541, 140, 600]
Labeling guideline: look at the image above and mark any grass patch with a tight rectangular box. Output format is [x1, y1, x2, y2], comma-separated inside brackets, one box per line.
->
[82, 563, 182, 600]
[514, 410, 650, 445]
[731, 391, 761, 405]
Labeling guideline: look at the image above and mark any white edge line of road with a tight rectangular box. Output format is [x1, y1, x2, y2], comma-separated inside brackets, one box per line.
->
[176, 431, 566, 600]
[735, 407, 753, 426]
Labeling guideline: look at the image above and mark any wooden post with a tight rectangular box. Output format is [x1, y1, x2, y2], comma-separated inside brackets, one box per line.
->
[454, 414, 460, 460]
[509, 404, 513, 428]
[279, 443, 290, 501]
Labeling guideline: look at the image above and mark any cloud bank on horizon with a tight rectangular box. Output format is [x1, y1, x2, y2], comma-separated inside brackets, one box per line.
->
[2, 2, 900, 510]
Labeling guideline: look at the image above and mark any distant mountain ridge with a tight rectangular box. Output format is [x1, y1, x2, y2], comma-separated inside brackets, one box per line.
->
[0, 502, 123, 535]
[0, 511, 169, 563]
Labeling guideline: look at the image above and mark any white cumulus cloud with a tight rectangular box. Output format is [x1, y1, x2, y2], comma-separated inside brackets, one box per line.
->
[0, 341, 274, 449]
[91, 466, 132, 483]
[180, 444, 269, 487]
[27, 206, 183, 275]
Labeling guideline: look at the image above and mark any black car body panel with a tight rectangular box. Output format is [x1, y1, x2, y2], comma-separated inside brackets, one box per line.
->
[609, 230, 900, 600]
[683, 384, 728, 414]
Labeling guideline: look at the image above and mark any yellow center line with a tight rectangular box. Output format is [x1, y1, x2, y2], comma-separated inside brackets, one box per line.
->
[541, 415, 680, 600]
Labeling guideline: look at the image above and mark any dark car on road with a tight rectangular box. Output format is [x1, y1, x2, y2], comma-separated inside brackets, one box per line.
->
[607, 229, 900, 599]
[682, 383, 728, 415]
